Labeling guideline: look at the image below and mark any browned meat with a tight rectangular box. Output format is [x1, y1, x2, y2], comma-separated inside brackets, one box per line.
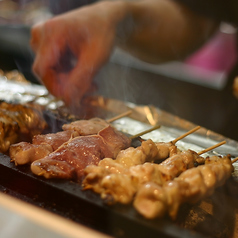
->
[0, 119, 19, 154]
[133, 155, 233, 219]
[32, 130, 79, 150]
[82, 149, 205, 204]
[62, 117, 109, 135]
[9, 130, 78, 165]
[9, 117, 111, 165]
[0, 102, 47, 153]
[0, 102, 47, 136]
[9, 142, 53, 165]
[31, 125, 131, 181]
[114, 139, 178, 167]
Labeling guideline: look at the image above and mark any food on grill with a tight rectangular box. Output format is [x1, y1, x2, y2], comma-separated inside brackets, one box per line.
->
[0, 102, 47, 153]
[134, 155, 233, 219]
[83, 145, 205, 204]
[9, 130, 78, 165]
[2, 99, 231, 223]
[61, 117, 110, 135]
[115, 125, 201, 167]
[115, 139, 178, 167]
[9, 117, 110, 165]
[30, 125, 131, 181]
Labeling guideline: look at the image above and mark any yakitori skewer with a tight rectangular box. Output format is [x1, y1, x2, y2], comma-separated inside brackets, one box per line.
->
[30, 122, 164, 181]
[10, 110, 134, 166]
[111, 125, 202, 168]
[83, 138, 227, 205]
[134, 153, 233, 219]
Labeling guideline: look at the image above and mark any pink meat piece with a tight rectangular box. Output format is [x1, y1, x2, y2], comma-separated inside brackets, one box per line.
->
[31, 125, 131, 181]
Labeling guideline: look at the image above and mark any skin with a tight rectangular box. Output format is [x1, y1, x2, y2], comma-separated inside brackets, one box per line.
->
[30, 0, 219, 107]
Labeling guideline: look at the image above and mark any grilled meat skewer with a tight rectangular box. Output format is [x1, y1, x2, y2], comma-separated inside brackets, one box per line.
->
[31, 125, 131, 181]
[134, 155, 233, 219]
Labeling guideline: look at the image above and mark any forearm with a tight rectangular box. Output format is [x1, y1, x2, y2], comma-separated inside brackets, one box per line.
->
[101, 0, 220, 63]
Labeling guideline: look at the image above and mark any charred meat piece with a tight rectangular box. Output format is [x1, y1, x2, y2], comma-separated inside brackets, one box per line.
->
[0, 102, 47, 136]
[0, 118, 19, 154]
[0, 102, 47, 153]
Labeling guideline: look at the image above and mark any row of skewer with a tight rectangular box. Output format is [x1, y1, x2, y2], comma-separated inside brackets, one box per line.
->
[7, 109, 237, 220]
[83, 110, 235, 219]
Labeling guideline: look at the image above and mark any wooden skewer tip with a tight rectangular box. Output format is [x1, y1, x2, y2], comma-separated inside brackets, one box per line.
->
[130, 124, 161, 140]
[172, 126, 201, 144]
[232, 157, 238, 164]
[107, 110, 132, 123]
[198, 140, 226, 155]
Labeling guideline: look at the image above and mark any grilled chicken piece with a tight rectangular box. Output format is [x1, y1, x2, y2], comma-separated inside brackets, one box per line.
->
[83, 149, 205, 204]
[134, 155, 233, 219]
[114, 139, 178, 167]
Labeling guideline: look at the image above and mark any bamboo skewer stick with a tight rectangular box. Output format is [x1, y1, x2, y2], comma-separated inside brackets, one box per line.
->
[232, 157, 238, 164]
[133, 125, 201, 144]
[197, 141, 226, 155]
[172, 126, 201, 144]
[107, 110, 132, 123]
[108, 113, 224, 157]
[129, 124, 161, 140]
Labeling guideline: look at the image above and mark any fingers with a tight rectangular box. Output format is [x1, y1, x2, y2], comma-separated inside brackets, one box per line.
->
[29, 10, 115, 107]
[60, 39, 113, 106]
[31, 22, 68, 87]
[61, 63, 95, 107]
[30, 24, 42, 52]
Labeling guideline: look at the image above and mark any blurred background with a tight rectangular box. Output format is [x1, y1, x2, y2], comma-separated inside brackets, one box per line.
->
[0, 0, 96, 83]
[0, 0, 238, 141]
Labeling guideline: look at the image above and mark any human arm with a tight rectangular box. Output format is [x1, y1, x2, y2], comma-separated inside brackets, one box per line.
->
[30, 0, 219, 107]
[115, 0, 219, 63]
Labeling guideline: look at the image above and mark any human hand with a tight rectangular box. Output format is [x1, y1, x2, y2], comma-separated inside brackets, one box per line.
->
[30, 2, 121, 107]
